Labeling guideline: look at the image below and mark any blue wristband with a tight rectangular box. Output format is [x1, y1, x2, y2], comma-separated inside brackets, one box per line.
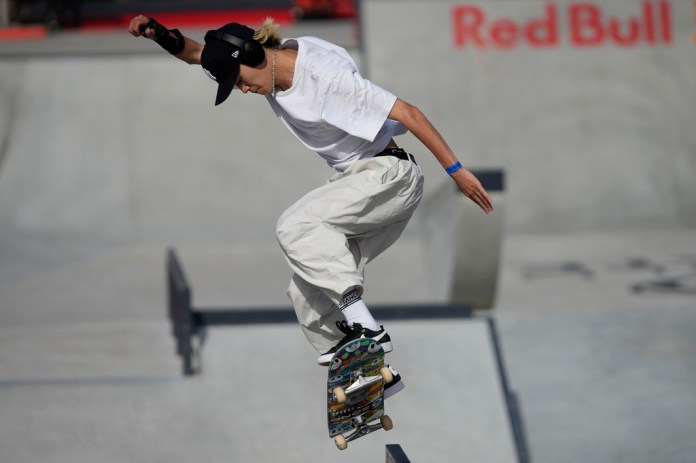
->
[446, 161, 462, 175]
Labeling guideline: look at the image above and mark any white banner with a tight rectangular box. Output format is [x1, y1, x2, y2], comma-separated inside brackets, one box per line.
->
[361, 0, 696, 232]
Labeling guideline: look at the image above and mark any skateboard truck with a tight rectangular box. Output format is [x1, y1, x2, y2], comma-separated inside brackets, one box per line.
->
[335, 414, 394, 450]
[349, 415, 387, 439]
[333, 367, 394, 403]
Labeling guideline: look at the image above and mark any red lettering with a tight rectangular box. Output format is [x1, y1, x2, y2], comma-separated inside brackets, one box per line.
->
[609, 17, 640, 46]
[643, 1, 655, 44]
[452, 1, 674, 50]
[570, 4, 604, 46]
[490, 18, 518, 48]
[526, 4, 558, 47]
[660, 0, 672, 43]
[453, 6, 485, 48]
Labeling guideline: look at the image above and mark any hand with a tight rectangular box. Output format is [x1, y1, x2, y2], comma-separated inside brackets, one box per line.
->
[128, 15, 155, 38]
[451, 168, 494, 214]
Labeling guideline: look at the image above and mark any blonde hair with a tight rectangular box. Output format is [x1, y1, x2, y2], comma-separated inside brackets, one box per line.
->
[254, 17, 282, 48]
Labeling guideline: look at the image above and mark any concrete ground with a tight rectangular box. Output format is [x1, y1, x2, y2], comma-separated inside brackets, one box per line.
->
[2, 20, 696, 463]
[496, 231, 696, 463]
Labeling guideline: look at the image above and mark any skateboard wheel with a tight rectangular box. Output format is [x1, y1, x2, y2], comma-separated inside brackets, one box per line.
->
[380, 414, 393, 431]
[334, 386, 347, 404]
[335, 435, 348, 450]
[380, 367, 394, 384]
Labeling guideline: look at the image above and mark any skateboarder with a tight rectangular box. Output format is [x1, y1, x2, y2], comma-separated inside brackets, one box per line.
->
[128, 16, 493, 385]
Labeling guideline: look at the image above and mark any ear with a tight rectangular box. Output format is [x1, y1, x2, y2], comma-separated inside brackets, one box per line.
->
[242, 40, 266, 67]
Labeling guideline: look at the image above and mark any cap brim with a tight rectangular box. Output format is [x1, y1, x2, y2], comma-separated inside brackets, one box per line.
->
[214, 60, 240, 106]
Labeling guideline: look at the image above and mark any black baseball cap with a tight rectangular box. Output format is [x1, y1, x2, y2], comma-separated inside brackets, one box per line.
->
[201, 23, 255, 106]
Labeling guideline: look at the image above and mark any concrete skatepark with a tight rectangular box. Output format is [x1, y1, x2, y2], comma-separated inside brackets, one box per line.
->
[2, 2, 696, 462]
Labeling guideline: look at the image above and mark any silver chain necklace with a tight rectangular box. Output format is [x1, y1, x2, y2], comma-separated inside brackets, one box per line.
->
[271, 48, 278, 97]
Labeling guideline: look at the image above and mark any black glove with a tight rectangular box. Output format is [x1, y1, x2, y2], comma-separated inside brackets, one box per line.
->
[140, 18, 185, 55]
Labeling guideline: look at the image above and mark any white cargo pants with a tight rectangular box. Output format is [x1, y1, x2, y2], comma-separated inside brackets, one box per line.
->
[276, 156, 424, 353]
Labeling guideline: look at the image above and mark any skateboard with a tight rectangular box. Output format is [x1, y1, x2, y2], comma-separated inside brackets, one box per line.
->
[326, 338, 394, 450]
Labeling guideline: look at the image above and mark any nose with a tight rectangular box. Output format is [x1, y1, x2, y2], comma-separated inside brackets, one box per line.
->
[240, 84, 250, 94]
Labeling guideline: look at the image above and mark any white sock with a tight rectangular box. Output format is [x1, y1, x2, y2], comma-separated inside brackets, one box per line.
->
[339, 290, 381, 331]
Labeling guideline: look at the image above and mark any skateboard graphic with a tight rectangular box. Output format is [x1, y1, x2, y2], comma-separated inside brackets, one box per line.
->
[327, 338, 394, 450]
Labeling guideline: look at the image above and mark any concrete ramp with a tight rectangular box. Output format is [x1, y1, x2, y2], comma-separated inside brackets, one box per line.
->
[0, 51, 503, 303]
[0, 25, 522, 463]
[0, 55, 330, 248]
[0, 240, 526, 462]
[0, 306, 524, 463]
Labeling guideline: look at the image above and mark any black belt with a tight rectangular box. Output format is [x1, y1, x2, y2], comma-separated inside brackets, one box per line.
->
[373, 147, 417, 165]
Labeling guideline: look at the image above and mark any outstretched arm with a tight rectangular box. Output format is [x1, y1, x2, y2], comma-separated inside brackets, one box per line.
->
[128, 15, 203, 65]
[388, 98, 493, 214]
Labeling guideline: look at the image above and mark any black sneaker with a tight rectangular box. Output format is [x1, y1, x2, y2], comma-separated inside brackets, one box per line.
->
[384, 365, 405, 400]
[317, 321, 363, 365]
[362, 325, 393, 353]
[317, 322, 394, 365]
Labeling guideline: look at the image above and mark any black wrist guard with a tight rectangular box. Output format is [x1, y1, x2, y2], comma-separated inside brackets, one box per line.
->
[141, 18, 185, 55]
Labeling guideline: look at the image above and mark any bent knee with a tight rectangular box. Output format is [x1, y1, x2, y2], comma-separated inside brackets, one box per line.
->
[275, 215, 308, 250]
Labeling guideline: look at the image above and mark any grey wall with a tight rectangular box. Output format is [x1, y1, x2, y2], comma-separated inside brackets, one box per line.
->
[361, 0, 696, 232]
[3, 1, 695, 248]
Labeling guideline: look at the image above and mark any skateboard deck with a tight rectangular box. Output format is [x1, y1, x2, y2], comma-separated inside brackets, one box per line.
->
[326, 338, 393, 450]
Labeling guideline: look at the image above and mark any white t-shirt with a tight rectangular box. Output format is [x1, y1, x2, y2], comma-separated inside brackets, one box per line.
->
[266, 37, 407, 171]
